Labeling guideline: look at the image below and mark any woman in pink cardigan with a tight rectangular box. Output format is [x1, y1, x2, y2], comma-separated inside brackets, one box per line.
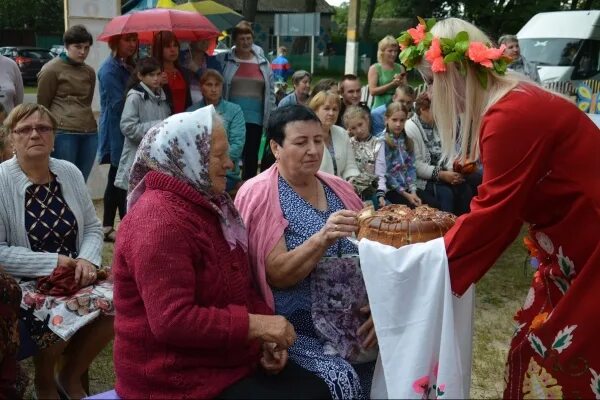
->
[113, 106, 330, 399]
[235, 105, 377, 399]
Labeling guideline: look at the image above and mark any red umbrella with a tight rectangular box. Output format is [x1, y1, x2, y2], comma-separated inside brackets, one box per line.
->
[97, 8, 220, 44]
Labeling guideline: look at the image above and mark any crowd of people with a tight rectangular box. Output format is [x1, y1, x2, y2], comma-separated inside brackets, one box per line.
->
[0, 14, 598, 400]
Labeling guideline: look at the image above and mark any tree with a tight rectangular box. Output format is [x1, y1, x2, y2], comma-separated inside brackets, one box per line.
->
[0, 0, 63, 33]
[362, 0, 377, 40]
[242, 0, 258, 23]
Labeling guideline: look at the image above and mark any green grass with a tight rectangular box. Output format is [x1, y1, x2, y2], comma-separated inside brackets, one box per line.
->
[20, 213, 532, 399]
[24, 86, 37, 94]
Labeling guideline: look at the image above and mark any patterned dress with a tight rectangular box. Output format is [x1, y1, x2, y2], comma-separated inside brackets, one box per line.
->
[274, 176, 374, 399]
[21, 177, 78, 349]
[445, 84, 600, 398]
[384, 131, 417, 194]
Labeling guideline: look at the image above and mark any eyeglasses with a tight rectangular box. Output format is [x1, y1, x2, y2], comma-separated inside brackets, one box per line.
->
[13, 125, 54, 135]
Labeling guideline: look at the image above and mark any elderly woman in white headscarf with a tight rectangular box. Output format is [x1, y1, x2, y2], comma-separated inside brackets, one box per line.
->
[112, 106, 330, 399]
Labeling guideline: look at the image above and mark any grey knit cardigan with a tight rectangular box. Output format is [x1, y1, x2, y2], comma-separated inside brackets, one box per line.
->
[0, 157, 103, 278]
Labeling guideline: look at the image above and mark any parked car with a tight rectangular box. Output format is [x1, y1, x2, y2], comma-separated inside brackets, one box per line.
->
[49, 44, 66, 57]
[0, 46, 53, 85]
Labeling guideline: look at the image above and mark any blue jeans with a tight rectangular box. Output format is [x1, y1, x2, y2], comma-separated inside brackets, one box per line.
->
[52, 132, 98, 181]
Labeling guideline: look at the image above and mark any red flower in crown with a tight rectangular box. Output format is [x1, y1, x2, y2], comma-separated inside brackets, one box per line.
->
[407, 23, 426, 44]
[425, 37, 446, 72]
[467, 42, 506, 68]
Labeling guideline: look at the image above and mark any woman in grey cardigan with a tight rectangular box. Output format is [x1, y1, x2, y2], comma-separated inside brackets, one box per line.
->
[0, 104, 112, 399]
[116, 57, 171, 191]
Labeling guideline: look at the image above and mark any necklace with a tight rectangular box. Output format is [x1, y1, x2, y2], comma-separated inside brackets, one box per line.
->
[28, 171, 53, 209]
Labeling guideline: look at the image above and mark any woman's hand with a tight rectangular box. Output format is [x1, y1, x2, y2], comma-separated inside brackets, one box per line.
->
[74, 258, 97, 287]
[57, 254, 77, 269]
[160, 71, 168, 85]
[248, 314, 297, 351]
[260, 342, 288, 375]
[318, 210, 359, 247]
[439, 171, 465, 186]
[401, 191, 422, 207]
[357, 305, 378, 349]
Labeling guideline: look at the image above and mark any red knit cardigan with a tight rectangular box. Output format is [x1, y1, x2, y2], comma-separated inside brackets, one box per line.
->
[113, 171, 271, 399]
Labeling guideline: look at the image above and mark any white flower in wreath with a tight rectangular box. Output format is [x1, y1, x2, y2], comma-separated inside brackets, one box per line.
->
[535, 232, 554, 255]
[523, 287, 535, 310]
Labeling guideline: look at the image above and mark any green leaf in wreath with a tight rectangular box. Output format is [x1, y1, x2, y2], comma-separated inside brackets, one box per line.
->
[528, 333, 547, 358]
[444, 52, 461, 63]
[440, 37, 455, 53]
[551, 325, 577, 353]
[426, 18, 437, 31]
[475, 67, 489, 89]
[493, 59, 508, 74]
[454, 40, 469, 54]
[417, 16, 427, 27]
[455, 31, 469, 43]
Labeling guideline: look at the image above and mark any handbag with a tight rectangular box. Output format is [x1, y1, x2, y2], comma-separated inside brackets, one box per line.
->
[310, 242, 378, 364]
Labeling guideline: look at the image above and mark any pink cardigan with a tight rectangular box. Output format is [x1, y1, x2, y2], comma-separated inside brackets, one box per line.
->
[235, 164, 364, 310]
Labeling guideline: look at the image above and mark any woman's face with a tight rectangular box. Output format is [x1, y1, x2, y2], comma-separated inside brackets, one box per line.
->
[234, 33, 254, 54]
[385, 110, 407, 136]
[117, 34, 138, 58]
[201, 77, 223, 105]
[295, 77, 311, 98]
[271, 120, 324, 179]
[382, 45, 399, 64]
[162, 41, 180, 62]
[11, 112, 55, 161]
[66, 42, 91, 63]
[504, 41, 520, 60]
[315, 98, 339, 129]
[208, 125, 233, 194]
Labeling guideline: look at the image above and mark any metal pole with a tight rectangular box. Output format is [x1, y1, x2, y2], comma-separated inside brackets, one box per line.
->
[311, 35, 315, 74]
[345, 0, 360, 74]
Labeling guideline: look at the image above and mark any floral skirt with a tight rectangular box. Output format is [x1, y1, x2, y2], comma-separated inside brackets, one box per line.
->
[19, 279, 114, 345]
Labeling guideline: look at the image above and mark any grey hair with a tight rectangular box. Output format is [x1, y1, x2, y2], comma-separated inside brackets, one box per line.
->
[498, 34, 518, 45]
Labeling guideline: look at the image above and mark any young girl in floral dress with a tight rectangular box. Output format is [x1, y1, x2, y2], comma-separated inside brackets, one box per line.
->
[382, 102, 422, 207]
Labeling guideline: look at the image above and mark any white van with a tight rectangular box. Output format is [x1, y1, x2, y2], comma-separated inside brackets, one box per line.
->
[517, 10, 600, 82]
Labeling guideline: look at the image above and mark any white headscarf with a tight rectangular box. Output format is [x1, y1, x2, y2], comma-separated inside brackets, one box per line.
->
[127, 106, 247, 251]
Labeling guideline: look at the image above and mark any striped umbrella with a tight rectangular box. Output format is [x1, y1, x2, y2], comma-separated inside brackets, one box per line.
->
[157, 0, 244, 32]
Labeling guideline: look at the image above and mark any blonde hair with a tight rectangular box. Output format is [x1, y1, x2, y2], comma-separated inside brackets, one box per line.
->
[342, 106, 370, 130]
[419, 18, 528, 163]
[377, 35, 399, 63]
[308, 90, 340, 112]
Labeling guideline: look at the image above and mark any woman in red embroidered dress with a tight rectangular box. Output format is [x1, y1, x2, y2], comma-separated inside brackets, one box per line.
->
[412, 18, 600, 398]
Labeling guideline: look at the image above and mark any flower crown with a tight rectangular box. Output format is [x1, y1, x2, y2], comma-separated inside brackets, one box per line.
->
[397, 17, 511, 88]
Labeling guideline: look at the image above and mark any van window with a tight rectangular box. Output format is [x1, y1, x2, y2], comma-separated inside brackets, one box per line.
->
[572, 39, 600, 79]
[520, 38, 583, 67]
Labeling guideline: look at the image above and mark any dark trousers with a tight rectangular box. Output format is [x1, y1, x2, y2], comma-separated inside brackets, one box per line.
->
[103, 165, 127, 227]
[217, 360, 331, 399]
[418, 180, 474, 216]
[242, 123, 264, 180]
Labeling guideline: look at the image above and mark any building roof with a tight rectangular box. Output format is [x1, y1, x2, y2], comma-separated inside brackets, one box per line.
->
[217, 0, 335, 15]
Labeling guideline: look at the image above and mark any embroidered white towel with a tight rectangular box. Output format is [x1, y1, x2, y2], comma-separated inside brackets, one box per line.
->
[358, 237, 474, 399]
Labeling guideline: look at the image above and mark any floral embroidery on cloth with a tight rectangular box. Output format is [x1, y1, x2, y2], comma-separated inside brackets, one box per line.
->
[412, 362, 446, 399]
[20, 280, 114, 341]
[522, 358, 563, 399]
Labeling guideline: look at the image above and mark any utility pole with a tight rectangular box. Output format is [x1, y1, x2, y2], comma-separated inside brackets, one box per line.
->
[345, 0, 360, 74]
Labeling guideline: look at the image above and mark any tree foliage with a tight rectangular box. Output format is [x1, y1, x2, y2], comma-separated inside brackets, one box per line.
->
[0, 0, 63, 33]
[333, 0, 600, 42]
